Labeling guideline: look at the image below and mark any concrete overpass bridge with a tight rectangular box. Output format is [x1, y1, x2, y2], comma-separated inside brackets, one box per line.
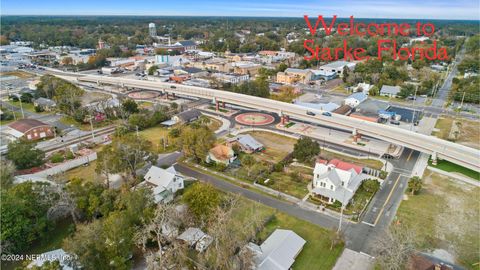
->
[57, 73, 479, 172]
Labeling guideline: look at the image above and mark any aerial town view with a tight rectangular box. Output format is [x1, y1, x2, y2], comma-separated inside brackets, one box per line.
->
[0, 0, 479, 269]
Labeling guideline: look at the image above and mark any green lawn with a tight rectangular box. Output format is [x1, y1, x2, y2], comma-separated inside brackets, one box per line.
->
[235, 198, 343, 270]
[265, 170, 310, 199]
[319, 149, 385, 170]
[429, 159, 480, 180]
[59, 116, 117, 131]
[64, 160, 104, 184]
[257, 211, 343, 270]
[0, 111, 23, 125]
[396, 170, 480, 269]
[432, 117, 454, 140]
[137, 126, 179, 154]
[8, 100, 43, 114]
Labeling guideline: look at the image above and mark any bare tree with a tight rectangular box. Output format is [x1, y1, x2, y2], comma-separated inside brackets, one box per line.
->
[46, 182, 80, 224]
[205, 195, 263, 270]
[135, 203, 190, 270]
[373, 225, 417, 270]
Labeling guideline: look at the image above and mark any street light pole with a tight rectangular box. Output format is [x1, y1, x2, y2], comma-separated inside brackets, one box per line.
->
[19, 98, 25, 119]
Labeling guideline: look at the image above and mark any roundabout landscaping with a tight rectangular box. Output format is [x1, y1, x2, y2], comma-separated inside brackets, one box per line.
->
[234, 112, 276, 126]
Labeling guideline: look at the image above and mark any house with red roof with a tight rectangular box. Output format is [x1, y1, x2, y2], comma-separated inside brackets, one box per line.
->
[5, 119, 54, 141]
[311, 159, 369, 205]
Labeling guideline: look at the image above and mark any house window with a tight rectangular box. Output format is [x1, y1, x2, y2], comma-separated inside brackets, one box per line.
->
[330, 185, 333, 190]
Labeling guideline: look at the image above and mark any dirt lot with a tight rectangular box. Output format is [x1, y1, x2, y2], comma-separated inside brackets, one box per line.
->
[396, 170, 479, 269]
[0, 71, 35, 78]
[81, 91, 112, 105]
[433, 117, 480, 149]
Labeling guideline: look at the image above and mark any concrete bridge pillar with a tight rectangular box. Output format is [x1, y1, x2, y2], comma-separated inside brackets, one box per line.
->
[215, 100, 220, 111]
[431, 151, 438, 165]
[352, 128, 362, 142]
[222, 101, 226, 108]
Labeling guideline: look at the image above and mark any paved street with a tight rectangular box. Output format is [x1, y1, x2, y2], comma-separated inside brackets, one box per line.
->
[174, 144, 419, 255]
[174, 163, 341, 230]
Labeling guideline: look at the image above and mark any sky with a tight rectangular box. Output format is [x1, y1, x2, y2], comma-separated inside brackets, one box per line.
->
[1, 0, 479, 20]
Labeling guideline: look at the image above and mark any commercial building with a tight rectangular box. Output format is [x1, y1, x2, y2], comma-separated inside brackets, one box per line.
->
[276, 68, 313, 84]
[6, 119, 54, 141]
[318, 61, 356, 77]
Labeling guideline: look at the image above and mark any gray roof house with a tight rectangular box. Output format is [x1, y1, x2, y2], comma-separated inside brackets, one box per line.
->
[177, 227, 213, 252]
[247, 229, 306, 270]
[228, 134, 264, 153]
[137, 165, 184, 203]
[172, 109, 202, 124]
[33, 97, 56, 111]
[380, 85, 401, 97]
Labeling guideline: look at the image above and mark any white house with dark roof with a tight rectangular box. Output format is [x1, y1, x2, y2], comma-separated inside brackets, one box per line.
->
[247, 229, 306, 270]
[138, 165, 184, 203]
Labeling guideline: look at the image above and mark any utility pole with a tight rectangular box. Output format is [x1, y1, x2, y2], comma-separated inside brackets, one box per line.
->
[19, 98, 25, 119]
[460, 91, 466, 110]
[89, 115, 95, 140]
[135, 125, 139, 137]
[411, 85, 418, 131]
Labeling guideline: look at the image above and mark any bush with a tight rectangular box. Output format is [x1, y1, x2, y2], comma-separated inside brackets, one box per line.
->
[169, 128, 181, 138]
[379, 171, 388, 179]
[65, 150, 75, 160]
[34, 105, 45, 112]
[50, 152, 65, 163]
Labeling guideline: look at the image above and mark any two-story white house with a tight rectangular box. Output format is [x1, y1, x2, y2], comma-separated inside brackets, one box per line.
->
[138, 165, 184, 203]
[311, 159, 370, 205]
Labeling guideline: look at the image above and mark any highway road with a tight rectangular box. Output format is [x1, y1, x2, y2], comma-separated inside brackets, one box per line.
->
[58, 73, 480, 171]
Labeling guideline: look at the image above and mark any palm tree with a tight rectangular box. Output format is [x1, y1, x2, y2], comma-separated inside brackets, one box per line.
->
[408, 176, 423, 195]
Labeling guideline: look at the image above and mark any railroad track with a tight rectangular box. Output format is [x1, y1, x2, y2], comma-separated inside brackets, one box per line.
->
[39, 126, 117, 153]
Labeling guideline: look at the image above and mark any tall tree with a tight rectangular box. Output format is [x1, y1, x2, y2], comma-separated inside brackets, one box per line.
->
[292, 137, 320, 163]
[408, 176, 423, 195]
[103, 134, 156, 181]
[183, 182, 221, 222]
[1, 182, 53, 254]
[179, 126, 215, 163]
[0, 159, 15, 189]
[7, 140, 45, 169]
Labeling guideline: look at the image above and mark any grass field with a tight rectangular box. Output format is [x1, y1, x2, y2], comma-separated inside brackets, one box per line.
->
[0, 70, 35, 78]
[257, 211, 343, 269]
[236, 198, 344, 270]
[0, 111, 22, 125]
[319, 149, 385, 170]
[246, 131, 296, 163]
[138, 126, 179, 154]
[64, 160, 102, 183]
[396, 170, 479, 269]
[7, 100, 43, 114]
[429, 159, 480, 180]
[432, 117, 454, 140]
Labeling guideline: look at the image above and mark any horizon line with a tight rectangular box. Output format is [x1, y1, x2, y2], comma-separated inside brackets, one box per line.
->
[1, 14, 480, 21]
